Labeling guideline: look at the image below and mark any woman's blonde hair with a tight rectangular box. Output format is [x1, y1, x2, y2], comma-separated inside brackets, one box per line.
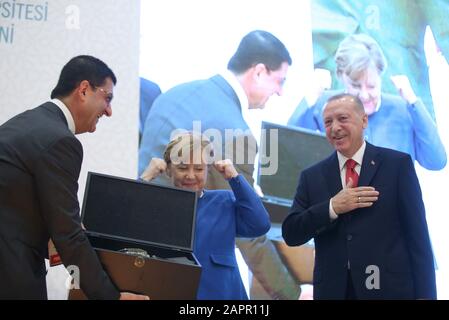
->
[335, 34, 387, 81]
[163, 131, 214, 165]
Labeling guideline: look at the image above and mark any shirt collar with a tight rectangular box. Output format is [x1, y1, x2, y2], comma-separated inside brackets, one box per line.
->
[220, 70, 249, 113]
[51, 98, 76, 134]
[219, 70, 263, 141]
[337, 140, 366, 171]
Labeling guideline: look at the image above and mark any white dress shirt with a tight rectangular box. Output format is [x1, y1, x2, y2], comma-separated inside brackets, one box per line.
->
[51, 98, 76, 134]
[329, 141, 366, 219]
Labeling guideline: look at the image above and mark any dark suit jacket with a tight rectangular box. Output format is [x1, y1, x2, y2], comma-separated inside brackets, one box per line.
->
[0, 102, 119, 299]
[282, 143, 436, 299]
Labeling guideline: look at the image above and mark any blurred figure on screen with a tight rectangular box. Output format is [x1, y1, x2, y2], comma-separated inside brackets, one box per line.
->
[0, 55, 148, 300]
[139, 30, 303, 299]
[289, 34, 446, 171]
[308, 0, 449, 120]
[283, 94, 436, 299]
[139, 77, 161, 145]
[140, 132, 270, 299]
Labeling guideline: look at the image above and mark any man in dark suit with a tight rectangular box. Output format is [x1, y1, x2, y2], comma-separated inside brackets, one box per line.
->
[282, 93, 436, 299]
[0, 55, 148, 300]
[139, 30, 301, 299]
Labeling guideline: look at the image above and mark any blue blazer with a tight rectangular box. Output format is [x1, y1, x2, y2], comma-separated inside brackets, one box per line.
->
[288, 91, 447, 171]
[138, 75, 248, 175]
[282, 143, 436, 299]
[194, 175, 270, 299]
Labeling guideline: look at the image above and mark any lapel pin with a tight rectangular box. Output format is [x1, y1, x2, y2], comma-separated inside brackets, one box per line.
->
[371, 160, 375, 166]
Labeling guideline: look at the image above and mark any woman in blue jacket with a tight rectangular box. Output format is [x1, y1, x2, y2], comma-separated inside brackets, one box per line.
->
[289, 34, 446, 170]
[140, 132, 271, 299]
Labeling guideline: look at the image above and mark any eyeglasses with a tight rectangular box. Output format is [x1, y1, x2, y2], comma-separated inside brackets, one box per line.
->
[96, 87, 114, 104]
[89, 83, 113, 104]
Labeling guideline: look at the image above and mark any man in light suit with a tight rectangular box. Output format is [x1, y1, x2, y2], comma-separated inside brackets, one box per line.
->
[139, 30, 301, 299]
[282, 93, 436, 299]
[0, 55, 148, 300]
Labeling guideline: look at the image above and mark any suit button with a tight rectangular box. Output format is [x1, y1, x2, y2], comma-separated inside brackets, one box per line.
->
[347, 234, 353, 241]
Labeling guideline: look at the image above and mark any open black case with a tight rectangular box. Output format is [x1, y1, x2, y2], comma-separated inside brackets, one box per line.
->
[69, 172, 201, 300]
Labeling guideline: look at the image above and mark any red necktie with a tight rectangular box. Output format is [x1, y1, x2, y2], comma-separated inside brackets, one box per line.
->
[345, 159, 359, 187]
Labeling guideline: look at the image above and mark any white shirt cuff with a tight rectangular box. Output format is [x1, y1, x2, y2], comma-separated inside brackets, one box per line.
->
[329, 198, 338, 220]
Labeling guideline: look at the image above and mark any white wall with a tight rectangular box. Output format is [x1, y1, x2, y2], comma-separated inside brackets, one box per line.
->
[0, 0, 140, 299]
[418, 29, 449, 299]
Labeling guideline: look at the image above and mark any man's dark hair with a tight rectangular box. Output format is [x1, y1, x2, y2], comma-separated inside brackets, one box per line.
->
[51, 55, 117, 99]
[227, 30, 292, 74]
[327, 93, 365, 114]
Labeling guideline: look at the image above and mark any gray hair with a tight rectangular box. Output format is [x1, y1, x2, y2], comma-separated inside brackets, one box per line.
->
[335, 34, 387, 81]
[164, 131, 214, 165]
[326, 93, 365, 115]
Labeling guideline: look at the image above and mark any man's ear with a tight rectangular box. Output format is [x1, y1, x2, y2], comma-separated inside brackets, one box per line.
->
[253, 63, 266, 79]
[362, 114, 368, 129]
[78, 80, 90, 98]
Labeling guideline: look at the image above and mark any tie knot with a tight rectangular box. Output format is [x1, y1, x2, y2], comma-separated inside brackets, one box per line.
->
[346, 159, 357, 170]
